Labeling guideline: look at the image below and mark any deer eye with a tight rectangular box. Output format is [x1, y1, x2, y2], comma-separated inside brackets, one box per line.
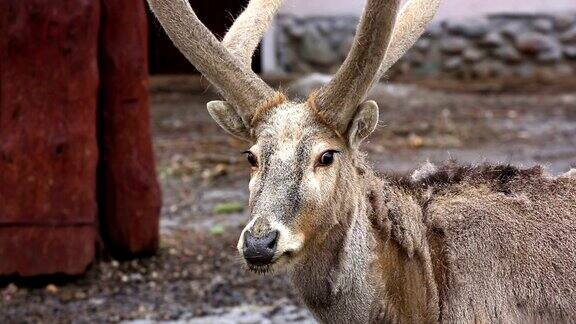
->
[317, 150, 339, 167]
[243, 151, 258, 168]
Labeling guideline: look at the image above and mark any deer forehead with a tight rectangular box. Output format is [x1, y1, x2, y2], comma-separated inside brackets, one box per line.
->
[255, 103, 335, 162]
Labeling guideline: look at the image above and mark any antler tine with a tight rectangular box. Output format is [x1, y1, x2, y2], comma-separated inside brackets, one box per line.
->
[147, 0, 276, 124]
[315, 0, 400, 134]
[223, 0, 283, 68]
[377, 0, 441, 78]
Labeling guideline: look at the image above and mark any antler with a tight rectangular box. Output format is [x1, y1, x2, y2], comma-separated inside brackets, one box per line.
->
[378, 0, 441, 77]
[314, 0, 400, 133]
[147, 0, 280, 124]
[314, 0, 440, 134]
[223, 0, 283, 68]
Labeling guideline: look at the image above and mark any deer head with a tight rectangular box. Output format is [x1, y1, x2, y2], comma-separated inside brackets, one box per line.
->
[148, 0, 440, 272]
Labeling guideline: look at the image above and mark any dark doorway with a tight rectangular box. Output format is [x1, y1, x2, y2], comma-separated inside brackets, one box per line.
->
[147, 0, 261, 74]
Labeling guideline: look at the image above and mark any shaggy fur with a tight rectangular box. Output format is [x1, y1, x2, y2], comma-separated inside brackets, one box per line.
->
[250, 91, 288, 128]
[364, 162, 576, 323]
[291, 159, 576, 323]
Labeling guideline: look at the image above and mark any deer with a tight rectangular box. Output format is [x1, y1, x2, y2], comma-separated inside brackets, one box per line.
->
[147, 0, 576, 322]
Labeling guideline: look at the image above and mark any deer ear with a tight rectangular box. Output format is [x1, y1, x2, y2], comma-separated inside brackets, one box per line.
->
[207, 101, 251, 141]
[347, 100, 379, 147]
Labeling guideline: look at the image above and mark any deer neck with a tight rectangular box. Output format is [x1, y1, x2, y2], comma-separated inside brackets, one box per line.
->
[289, 167, 441, 323]
[289, 172, 377, 323]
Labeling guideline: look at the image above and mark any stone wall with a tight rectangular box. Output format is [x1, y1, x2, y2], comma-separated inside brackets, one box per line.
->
[275, 13, 576, 79]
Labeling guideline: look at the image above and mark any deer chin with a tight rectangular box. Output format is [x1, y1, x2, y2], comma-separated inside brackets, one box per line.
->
[246, 248, 301, 274]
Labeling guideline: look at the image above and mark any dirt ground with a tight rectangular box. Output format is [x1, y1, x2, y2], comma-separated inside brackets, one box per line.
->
[1, 78, 575, 323]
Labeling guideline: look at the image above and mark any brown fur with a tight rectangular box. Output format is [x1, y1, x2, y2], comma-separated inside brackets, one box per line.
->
[250, 91, 288, 127]
[306, 92, 345, 140]
[365, 162, 576, 323]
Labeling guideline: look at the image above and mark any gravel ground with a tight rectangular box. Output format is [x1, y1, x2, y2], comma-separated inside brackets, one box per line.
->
[1, 78, 575, 323]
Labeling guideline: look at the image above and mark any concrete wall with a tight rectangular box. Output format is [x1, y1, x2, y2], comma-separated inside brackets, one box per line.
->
[278, 0, 576, 20]
[262, 0, 576, 73]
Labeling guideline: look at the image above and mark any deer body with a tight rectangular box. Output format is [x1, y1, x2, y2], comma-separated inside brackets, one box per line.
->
[289, 161, 576, 323]
[147, 0, 576, 322]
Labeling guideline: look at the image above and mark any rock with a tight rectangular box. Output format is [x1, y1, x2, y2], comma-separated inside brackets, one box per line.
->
[445, 18, 489, 38]
[462, 48, 485, 62]
[440, 37, 468, 54]
[537, 47, 563, 63]
[395, 61, 413, 75]
[415, 38, 431, 52]
[442, 57, 463, 71]
[500, 21, 526, 39]
[532, 18, 554, 33]
[472, 61, 509, 79]
[564, 46, 576, 59]
[554, 64, 574, 76]
[515, 64, 536, 78]
[279, 47, 298, 70]
[493, 45, 522, 63]
[408, 51, 427, 66]
[424, 22, 444, 38]
[338, 36, 354, 59]
[399, 51, 425, 68]
[554, 14, 576, 32]
[317, 20, 332, 34]
[333, 18, 355, 31]
[560, 26, 576, 43]
[327, 29, 349, 47]
[287, 73, 332, 99]
[45, 284, 59, 294]
[299, 28, 338, 66]
[480, 32, 506, 48]
[515, 32, 560, 55]
[407, 134, 424, 148]
[285, 22, 307, 38]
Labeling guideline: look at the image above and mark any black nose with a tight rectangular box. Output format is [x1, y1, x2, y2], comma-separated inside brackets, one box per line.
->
[243, 230, 279, 266]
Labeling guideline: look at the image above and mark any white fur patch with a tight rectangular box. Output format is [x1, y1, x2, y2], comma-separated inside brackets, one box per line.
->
[561, 169, 576, 178]
[270, 219, 305, 255]
[411, 161, 437, 182]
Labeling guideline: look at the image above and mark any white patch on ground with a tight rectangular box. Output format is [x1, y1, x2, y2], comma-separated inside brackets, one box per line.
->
[123, 299, 315, 324]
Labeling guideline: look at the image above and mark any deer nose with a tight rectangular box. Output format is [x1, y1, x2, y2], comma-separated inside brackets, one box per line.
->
[243, 230, 279, 265]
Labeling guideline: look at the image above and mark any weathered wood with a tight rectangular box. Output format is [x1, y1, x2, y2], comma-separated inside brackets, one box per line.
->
[0, 0, 100, 275]
[0, 227, 95, 276]
[98, 0, 161, 256]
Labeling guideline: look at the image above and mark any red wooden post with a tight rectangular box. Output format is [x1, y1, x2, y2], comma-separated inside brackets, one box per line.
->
[0, 0, 160, 275]
[0, 1, 100, 276]
[98, 0, 161, 257]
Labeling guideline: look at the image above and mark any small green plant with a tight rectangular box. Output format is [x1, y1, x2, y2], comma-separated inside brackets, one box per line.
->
[209, 224, 225, 236]
[212, 202, 244, 214]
